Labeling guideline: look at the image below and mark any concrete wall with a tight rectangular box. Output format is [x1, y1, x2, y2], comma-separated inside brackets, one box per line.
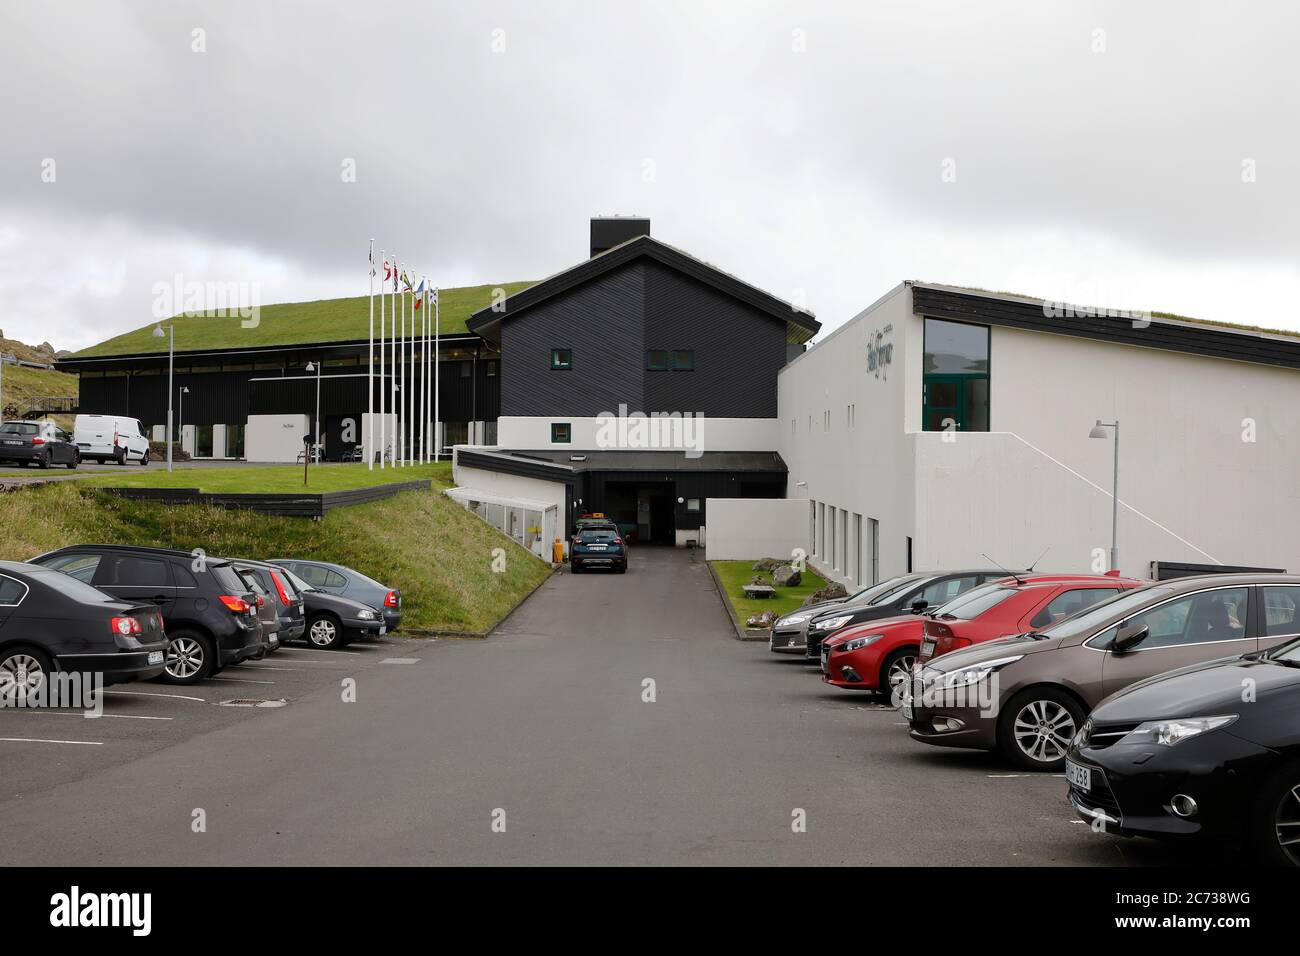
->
[777, 284, 917, 586]
[497, 415, 780, 453]
[246, 414, 309, 463]
[704, 497, 811, 561]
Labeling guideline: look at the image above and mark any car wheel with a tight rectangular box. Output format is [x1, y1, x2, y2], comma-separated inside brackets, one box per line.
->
[879, 648, 919, 705]
[1249, 759, 1300, 866]
[0, 647, 52, 704]
[999, 687, 1084, 771]
[617, 563, 627, 574]
[159, 630, 216, 684]
[140, 451, 149, 466]
[37, 452, 50, 469]
[306, 613, 345, 649]
[67, 451, 79, 470]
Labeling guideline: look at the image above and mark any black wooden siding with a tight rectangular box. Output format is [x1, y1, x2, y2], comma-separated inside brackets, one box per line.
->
[498, 259, 788, 419]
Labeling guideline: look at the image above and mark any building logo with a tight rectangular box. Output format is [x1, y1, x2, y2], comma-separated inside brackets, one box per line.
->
[867, 324, 893, 379]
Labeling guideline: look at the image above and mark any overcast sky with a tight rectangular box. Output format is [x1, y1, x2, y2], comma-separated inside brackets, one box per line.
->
[2, 0, 1298, 351]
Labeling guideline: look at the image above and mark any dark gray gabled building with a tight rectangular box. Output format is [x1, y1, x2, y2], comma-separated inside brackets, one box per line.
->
[451, 218, 820, 547]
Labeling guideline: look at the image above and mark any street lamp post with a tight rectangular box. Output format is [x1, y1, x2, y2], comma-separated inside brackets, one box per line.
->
[178, 386, 190, 458]
[152, 325, 174, 471]
[1089, 419, 1120, 572]
[305, 360, 322, 464]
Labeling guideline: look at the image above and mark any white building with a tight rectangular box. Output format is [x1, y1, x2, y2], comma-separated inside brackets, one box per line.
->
[775, 281, 1299, 586]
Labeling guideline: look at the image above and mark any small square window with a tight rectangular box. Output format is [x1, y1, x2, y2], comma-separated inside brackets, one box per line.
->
[550, 349, 572, 370]
[486, 360, 498, 377]
[550, 422, 572, 443]
[460, 362, 472, 378]
[671, 350, 694, 371]
[645, 349, 667, 371]
[686, 498, 701, 513]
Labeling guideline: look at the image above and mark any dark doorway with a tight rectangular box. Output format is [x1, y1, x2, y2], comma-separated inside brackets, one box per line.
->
[600, 479, 677, 545]
[646, 491, 675, 545]
[325, 413, 361, 462]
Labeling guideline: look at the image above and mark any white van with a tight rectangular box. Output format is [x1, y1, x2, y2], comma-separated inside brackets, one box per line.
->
[73, 414, 152, 465]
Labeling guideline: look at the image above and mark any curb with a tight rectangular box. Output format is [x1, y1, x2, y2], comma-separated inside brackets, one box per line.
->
[704, 557, 772, 643]
[410, 562, 557, 640]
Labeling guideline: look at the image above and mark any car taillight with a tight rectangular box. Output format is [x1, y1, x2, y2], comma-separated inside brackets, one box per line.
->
[384, 590, 399, 608]
[110, 616, 142, 636]
[218, 595, 249, 614]
[937, 635, 971, 655]
[256, 594, 265, 609]
[613, 537, 623, 546]
[31, 437, 45, 445]
[270, 571, 292, 606]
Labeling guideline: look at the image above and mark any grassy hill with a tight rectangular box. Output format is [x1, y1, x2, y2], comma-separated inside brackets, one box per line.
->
[71, 281, 536, 358]
[0, 464, 551, 634]
[0, 334, 77, 420]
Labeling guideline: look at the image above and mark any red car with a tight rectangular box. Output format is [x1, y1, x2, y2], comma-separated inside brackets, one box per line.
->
[820, 572, 1146, 697]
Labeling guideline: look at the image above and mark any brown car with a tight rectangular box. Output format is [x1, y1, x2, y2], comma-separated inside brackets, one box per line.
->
[905, 573, 1300, 770]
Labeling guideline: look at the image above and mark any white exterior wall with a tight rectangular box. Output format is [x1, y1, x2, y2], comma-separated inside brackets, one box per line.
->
[704, 498, 811, 561]
[245, 414, 310, 463]
[777, 284, 917, 586]
[496, 416, 779, 453]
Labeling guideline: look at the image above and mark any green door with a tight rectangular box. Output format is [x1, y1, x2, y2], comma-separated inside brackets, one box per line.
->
[923, 374, 966, 432]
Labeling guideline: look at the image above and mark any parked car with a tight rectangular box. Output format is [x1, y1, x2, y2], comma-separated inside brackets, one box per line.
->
[821, 573, 1144, 698]
[918, 572, 1145, 662]
[233, 566, 281, 654]
[1066, 629, 1300, 865]
[0, 420, 79, 469]
[906, 574, 1300, 770]
[29, 545, 264, 684]
[268, 559, 401, 633]
[230, 559, 306, 646]
[0, 559, 168, 693]
[771, 573, 924, 655]
[73, 414, 150, 465]
[275, 566, 388, 648]
[803, 569, 1006, 661]
[570, 527, 627, 574]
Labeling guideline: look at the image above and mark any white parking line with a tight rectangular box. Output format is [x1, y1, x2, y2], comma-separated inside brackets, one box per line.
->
[103, 690, 206, 703]
[278, 648, 363, 656]
[24, 711, 173, 721]
[208, 677, 275, 684]
[236, 666, 307, 672]
[0, 737, 103, 746]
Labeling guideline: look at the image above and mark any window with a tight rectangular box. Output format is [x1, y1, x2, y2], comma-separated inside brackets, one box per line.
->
[944, 586, 1017, 620]
[173, 564, 198, 588]
[867, 517, 879, 585]
[1030, 588, 1120, 629]
[294, 564, 331, 588]
[645, 350, 668, 371]
[460, 362, 472, 379]
[225, 424, 245, 459]
[918, 575, 981, 608]
[0, 576, 26, 606]
[96, 555, 169, 587]
[42, 553, 102, 583]
[550, 349, 572, 370]
[443, 422, 469, 446]
[823, 409, 830, 431]
[486, 361, 498, 377]
[1095, 587, 1250, 650]
[828, 506, 837, 570]
[686, 498, 701, 513]
[1261, 586, 1300, 636]
[550, 422, 572, 444]
[923, 318, 990, 432]
[196, 425, 214, 458]
[847, 404, 856, 428]
[671, 350, 694, 371]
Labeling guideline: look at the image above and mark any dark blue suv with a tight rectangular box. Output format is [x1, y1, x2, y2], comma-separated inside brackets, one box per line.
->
[571, 528, 627, 574]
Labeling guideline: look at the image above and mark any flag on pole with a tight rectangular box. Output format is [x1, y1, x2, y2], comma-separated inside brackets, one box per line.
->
[368, 239, 375, 470]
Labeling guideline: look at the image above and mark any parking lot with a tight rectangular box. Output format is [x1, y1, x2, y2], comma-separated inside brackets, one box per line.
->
[0, 548, 1226, 866]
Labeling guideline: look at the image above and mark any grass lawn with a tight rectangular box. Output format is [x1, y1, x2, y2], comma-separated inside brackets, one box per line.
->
[71, 282, 536, 358]
[82, 461, 453, 494]
[0, 467, 545, 634]
[711, 560, 828, 623]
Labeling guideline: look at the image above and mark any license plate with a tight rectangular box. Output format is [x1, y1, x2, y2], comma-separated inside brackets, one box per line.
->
[786, 636, 796, 647]
[147, 650, 164, 665]
[3, 440, 21, 445]
[589, 544, 607, 551]
[379, 626, 386, 635]
[901, 695, 914, 720]
[1065, 759, 1092, 791]
[920, 639, 936, 658]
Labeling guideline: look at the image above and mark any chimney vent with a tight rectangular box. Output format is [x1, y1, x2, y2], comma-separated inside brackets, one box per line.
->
[590, 216, 650, 257]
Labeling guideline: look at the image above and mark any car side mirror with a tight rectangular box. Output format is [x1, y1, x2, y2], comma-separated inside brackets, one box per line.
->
[1111, 623, 1149, 653]
[910, 599, 928, 614]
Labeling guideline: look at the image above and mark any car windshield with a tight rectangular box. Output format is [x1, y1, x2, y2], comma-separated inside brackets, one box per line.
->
[866, 574, 929, 606]
[579, 530, 617, 542]
[27, 567, 120, 604]
[0, 422, 38, 436]
[1035, 584, 1171, 640]
[934, 584, 1015, 621]
[1265, 636, 1300, 664]
[282, 568, 316, 593]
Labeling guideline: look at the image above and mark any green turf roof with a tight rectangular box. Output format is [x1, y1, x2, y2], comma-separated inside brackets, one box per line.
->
[71, 281, 536, 358]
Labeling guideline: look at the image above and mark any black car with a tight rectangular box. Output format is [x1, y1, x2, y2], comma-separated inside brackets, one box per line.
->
[230, 559, 306, 646]
[571, 528, 627, 574]
[771, 573, 923, 655]
[30, 545, 264, 684]
[803, 569, 1006, 660]
[0, 559, 167, 693]
[276, 566, 388, 648]
[268, 558, 402, 634]
[0, 420, 79, 469]
[1067, 633, 1300, 865]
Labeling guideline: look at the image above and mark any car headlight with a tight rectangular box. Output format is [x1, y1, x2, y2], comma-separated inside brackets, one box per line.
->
[938, 655, 1023, 689]
[779, 614, 809, 627]
[815, 615, 854, 632]
[840, 634, 884, 653]
[356, 609, 378, 620]
[1119, 715, 1237, 747]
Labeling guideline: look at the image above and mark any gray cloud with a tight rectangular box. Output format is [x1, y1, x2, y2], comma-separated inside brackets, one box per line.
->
[2, 0, 1298, 350]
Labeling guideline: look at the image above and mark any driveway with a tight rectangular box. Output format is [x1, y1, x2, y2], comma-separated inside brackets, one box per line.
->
[0, 547, 1201, 865]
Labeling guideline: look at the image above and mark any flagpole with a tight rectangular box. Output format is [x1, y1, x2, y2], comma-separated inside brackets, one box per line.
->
[367, 239, 374, 470]
[423, 276, 430, 463]
[434, 287, 440, 463]
[401, 271, 408, 466]
[378, 250, 386, 469]
[394, 256, 401, 467]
